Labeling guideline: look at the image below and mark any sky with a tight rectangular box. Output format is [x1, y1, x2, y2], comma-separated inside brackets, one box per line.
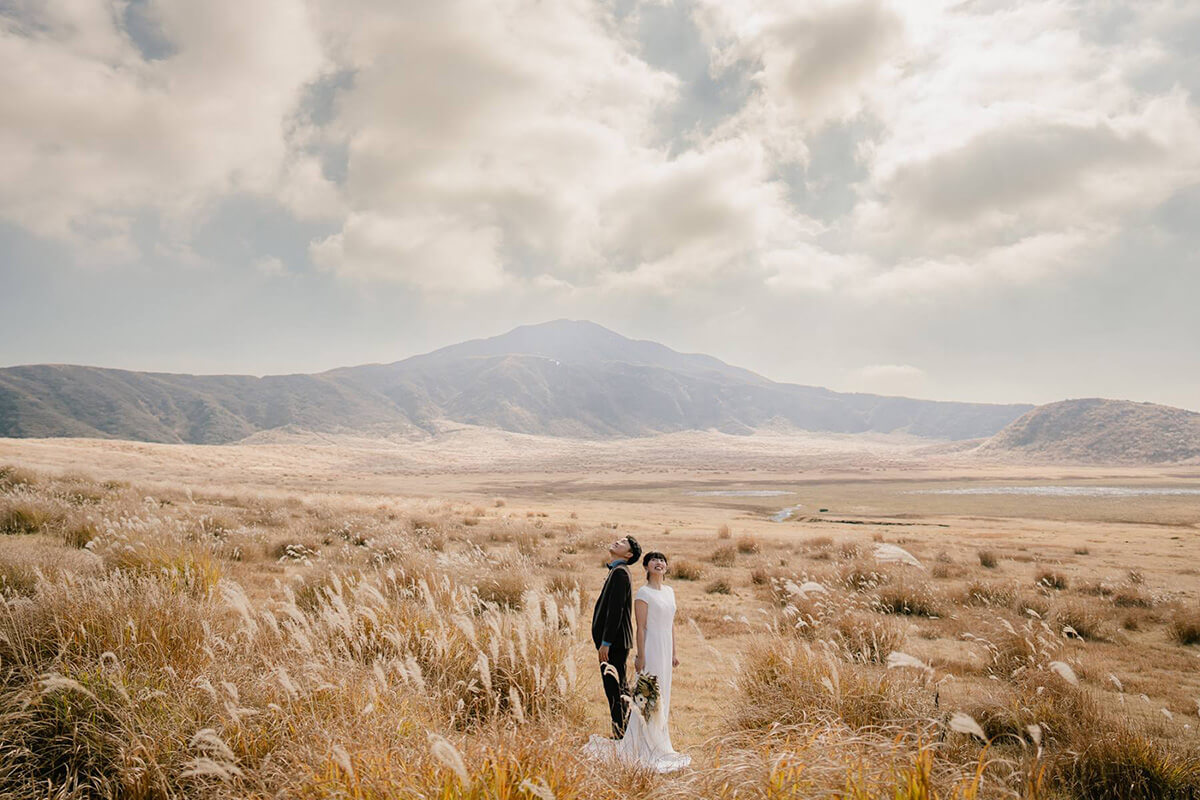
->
[2, 0, 1199, 409]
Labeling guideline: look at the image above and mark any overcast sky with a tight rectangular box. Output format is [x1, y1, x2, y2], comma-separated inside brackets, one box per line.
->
[2, 0, 1198, 409]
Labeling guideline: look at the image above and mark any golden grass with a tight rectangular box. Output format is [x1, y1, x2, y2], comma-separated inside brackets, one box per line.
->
[668, 559, 704, 581]
[708, 544, 736, 567]
[1168, 606, 1200, 646]
[2, 461, 1200, 799]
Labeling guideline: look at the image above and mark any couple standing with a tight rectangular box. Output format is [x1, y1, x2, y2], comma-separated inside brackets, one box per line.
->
[584, 535, 691, 773]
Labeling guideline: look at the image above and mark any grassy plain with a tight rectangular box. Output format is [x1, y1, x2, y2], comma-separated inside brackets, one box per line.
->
[1, 432, 1199, 798]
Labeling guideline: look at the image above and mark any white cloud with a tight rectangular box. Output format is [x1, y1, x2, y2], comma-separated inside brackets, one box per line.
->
[694, 0, 904, 160]
[0, 0, 327, 258]
[850, 3, 1200, 268]
[2, 0, 1198, 307]
[252, 256, 288, 277]
[310, 212, 506, 291]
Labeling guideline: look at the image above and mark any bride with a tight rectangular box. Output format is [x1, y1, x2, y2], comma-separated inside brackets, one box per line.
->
[585, 551, 691, 773]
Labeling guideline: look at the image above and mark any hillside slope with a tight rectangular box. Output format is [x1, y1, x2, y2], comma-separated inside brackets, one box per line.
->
[978, 398, 1200, 463]
[0, 320, 1032, 444]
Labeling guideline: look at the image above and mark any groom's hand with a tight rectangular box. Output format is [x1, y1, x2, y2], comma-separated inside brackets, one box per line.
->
[598, 644, 610, 663]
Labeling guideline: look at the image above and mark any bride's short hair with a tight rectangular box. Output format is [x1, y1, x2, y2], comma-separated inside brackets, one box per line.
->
[642, 551, 668, 577]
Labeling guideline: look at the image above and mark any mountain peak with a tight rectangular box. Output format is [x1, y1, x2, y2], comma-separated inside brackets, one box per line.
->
[413, 319, 758, 380]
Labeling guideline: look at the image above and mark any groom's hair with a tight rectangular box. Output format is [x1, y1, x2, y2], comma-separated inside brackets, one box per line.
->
[625, 535, 641, 564]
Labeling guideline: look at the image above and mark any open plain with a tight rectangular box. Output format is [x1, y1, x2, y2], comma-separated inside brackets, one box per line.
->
[2, 433, 1199, 798]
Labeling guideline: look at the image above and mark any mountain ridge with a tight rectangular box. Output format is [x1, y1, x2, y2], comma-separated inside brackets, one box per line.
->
[3, 319, 1033, 444]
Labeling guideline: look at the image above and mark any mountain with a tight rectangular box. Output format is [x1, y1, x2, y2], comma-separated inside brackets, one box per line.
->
[0, 320, 1032, 444]
[977, 398, 1200, 464]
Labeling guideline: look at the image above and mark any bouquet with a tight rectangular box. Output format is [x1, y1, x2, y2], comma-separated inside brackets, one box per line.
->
[630, 672, 660, 716]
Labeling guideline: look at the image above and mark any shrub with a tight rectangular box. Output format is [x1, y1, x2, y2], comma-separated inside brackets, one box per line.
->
[831, 613, 904, 664]
[670, 559, 705, 581]
[1112, 587, 1154, 608]
[1014, 592, 1053, 619]
[1077, 579, 1116, 597]
[717, 523, 732, 539]
[0, 465, 38, 491]
[1168, 607, 1200, 646]
[1051, 732, 1200, 800]
[104, 545, 222, 598]
[962, 579, 1017, 607]
[1073, 546, 1090, 555]
[750, 566, 770, 585]
[477, 573, 529, 609]
[546, 572, 581, 597]
[62, 520, 100, 549]
[961, 670, 1099, 748]
[515, 531, 541, 557]
[930, 562, 965, 579]
[271, 540, 319, 563]
[705, 578, 732, 595]
[985, 618, 1062, 680]
[977, 549, 999, 569]
[732, 636, 933, 731]
[874, 581, 941, 617]
[0, 560, 39, 597]
[0, 669, 131, 796]
[1036, 569, 1069, 590]
[838, 562, 890, 593]
[832, 542, 859, 562]
[709, 544, 737, 567]
[1, 502, 51, 535]
[1055, 600, 1115, 642]
[736, 535, 761, 554]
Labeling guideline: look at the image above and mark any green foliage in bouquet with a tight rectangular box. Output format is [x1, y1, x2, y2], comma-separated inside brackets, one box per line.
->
[632, 672, 660, 715]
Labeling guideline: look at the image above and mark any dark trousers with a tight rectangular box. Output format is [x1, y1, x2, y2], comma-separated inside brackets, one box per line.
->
[599, 645, 629, 738]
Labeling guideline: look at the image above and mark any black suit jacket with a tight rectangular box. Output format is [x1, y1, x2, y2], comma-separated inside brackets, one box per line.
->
[591, 563, 633, 649]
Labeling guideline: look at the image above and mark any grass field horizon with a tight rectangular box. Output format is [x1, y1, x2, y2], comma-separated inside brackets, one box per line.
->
[2, 436, 1199, 798]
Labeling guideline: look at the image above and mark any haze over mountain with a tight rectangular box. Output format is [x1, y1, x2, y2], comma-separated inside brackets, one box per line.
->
[0, 320, 1033, 444]
[978, 398, 1200, 464]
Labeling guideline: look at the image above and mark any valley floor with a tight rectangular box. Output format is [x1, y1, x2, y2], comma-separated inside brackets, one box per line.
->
[2, 434, 1199, 797]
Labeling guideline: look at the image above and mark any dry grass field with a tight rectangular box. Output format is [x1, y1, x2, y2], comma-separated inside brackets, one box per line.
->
[1, 435, 1199, 799]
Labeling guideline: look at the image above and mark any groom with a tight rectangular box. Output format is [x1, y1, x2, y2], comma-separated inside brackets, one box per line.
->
[591, 534, 641, 738]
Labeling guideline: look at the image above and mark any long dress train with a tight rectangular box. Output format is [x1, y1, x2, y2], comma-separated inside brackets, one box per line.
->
[584, 584, 691, 773]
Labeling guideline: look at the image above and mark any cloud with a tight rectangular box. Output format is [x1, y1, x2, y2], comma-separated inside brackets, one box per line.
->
[693, 0, 904, 161]
[0, 0, 330, 260]
[2, 0, 1198, 310]
[252, 256, 288, 278]
[310, 212, 506, 291]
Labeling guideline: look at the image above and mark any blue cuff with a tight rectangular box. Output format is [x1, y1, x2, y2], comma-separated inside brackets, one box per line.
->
[601, 641, 611, 647]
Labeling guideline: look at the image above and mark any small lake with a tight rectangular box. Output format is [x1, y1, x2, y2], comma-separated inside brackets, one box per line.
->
[684, 490, 795, 497]
[771, 504, 804, 522]
[910, 486, 1200, 497]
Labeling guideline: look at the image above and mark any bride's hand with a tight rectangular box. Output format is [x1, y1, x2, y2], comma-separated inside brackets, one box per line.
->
[635, 654, 645, 672]
[672, 656, 679, 667]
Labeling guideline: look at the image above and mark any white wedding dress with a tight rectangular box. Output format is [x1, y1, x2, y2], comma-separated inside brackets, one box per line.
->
[584, 584, 691, 773]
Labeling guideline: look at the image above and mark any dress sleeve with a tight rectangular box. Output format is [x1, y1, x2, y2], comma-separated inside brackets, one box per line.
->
[635, 585, 649, 603]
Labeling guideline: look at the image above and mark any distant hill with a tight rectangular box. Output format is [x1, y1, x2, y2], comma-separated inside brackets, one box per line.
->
[0, 320, 1032, 444]
[978, 398, 1200, 464]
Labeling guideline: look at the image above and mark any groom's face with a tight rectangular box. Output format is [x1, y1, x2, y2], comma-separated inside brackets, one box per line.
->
[609, 537, 632, 559]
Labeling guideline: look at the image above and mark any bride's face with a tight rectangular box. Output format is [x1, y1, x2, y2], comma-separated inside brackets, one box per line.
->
[646, 557, 667, 575]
